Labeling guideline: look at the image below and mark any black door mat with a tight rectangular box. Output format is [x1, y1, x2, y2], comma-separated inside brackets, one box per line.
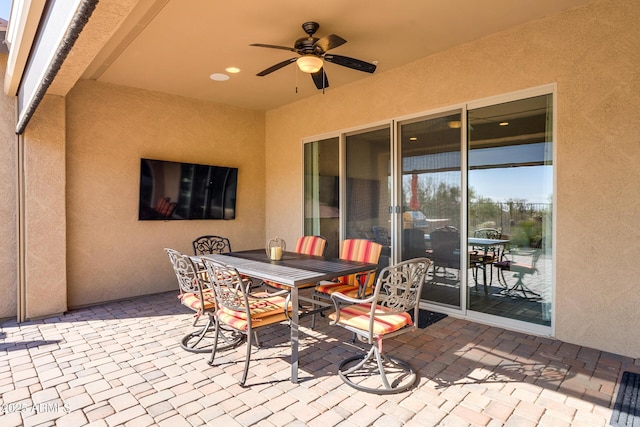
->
[611, 371, 640, 426]
[416, 309, 447, 329]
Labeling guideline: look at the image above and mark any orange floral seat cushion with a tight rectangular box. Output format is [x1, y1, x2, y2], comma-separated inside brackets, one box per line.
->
[179, 290, 215, 312]
[328, 303, 412, 335]
[217, 293, 290, 331]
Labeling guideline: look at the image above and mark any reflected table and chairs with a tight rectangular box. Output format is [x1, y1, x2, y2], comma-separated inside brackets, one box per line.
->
[468, 236, 510, 292]
[425, 227, 510, 293]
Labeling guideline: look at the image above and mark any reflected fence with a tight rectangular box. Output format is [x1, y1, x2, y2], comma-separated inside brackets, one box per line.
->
[469, 201, 551, 242]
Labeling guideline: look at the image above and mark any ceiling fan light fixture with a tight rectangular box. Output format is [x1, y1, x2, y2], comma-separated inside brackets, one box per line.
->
[296, 55, 323, 73]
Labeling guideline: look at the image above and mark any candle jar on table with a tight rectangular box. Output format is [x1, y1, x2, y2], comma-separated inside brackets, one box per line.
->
[266, 236, 286, 261]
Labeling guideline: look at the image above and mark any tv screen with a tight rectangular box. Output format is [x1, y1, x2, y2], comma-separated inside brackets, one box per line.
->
[138, 158, 238, 220]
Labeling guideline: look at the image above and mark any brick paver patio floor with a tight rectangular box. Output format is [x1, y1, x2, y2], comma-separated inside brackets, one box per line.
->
[1, 291, 638, 426]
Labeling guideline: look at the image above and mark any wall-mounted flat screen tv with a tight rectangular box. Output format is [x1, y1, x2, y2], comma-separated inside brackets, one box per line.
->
[138, 158, 238, 220]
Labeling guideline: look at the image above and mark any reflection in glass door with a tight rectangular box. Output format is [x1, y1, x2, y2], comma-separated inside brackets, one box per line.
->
[467, 94, 553, 327]
[399, 112, 463, 309]
[303, 137, 340, 258]
[345, 127, 392, 269]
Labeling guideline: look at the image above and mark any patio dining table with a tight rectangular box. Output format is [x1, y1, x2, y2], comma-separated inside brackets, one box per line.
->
[196, 249, 379, 383]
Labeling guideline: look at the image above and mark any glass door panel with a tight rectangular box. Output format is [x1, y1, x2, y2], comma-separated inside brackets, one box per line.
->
[345, 127, 391, 269]
[467, 94, 553, 326]
[399, 112, 462, 309]
[304, 137, 340, 259]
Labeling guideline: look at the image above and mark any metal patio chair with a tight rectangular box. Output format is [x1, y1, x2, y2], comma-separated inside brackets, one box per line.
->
[165, 248, 241, 353]
[202, 257, 291, 387]
[328, 257, 431, 394]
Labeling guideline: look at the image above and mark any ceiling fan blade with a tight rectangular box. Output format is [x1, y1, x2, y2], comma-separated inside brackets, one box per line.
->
[256, 58, 297, 76]
[311, 69, 329, 90]
[250, 43, 297, 53]
[324, 54, 377, 73]
[314, 34, 347, 53]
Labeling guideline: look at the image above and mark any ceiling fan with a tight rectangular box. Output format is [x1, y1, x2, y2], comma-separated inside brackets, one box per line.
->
[250, 21, 377, 90]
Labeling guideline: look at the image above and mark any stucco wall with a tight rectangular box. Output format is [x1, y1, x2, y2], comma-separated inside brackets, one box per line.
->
[65, 80, 266, 307]
[0, 54, 17, 319]
[23, 95, 68, 319]
[264, 0, 640, 357]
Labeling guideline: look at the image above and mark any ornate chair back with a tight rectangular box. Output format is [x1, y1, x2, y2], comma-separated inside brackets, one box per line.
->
[192, 235, 232, 255]
[165, 248, 218, 353]
[165, 248, 206, 299]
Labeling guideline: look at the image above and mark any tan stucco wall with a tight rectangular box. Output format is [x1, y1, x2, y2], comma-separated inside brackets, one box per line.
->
[265, 0, 640, 357]
[65, 80, 265, 307]
[0, 54, 17, 319]
[23, 95, 68, 319]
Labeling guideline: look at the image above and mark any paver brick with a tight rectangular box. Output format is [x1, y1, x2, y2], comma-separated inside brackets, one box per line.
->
[105, 405, 147, 426]
[235, 406, 274, 426]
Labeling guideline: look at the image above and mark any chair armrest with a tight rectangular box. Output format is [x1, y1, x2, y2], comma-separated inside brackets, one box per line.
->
[329, 291, 376, 325]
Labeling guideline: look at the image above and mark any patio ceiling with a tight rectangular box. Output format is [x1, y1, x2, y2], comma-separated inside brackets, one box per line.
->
[77, 0, 594, 111]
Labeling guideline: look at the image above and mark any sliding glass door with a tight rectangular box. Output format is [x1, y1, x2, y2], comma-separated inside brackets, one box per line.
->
[399, 112, 463, 309]
[303, 137, 340, 258]
[303, 86, 554, 331]
[345, 126, 392, 269]
[467, 93, 554, 327]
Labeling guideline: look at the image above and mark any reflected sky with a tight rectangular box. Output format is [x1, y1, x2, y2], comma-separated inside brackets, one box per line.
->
[470, 165, 552, 204]
[0, 1, 11, 20]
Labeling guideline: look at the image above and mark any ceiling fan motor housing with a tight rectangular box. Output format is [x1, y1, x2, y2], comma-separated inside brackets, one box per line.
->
[295, 37, 320, 54]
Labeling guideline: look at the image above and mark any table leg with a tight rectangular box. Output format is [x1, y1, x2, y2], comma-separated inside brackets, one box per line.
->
[483, 259, 488, 294]
[290, 286, 299, 383]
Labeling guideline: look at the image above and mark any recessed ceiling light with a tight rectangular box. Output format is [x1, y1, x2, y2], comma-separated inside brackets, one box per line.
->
[225, 67, 240, 74]
[409, 137, 418, 141]
[210, 73, 230, 81]
[448, 120, 462, 129]
[499, 121, 509, 126]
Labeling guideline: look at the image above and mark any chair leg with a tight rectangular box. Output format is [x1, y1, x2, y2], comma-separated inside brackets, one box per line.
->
[373, 345, 392, 390]
[208, 318, 221, 365]
[241, 328, 253, 387]
[497, 267, 509, 289]
[310, 295, 318, 329]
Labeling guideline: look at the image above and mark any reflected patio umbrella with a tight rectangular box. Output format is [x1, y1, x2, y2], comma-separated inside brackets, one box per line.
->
[410, 173, 420, 211]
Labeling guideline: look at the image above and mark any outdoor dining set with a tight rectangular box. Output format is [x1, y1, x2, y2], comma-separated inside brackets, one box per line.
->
[164, 224, 545, 394]
[165, 235, 431, 394]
